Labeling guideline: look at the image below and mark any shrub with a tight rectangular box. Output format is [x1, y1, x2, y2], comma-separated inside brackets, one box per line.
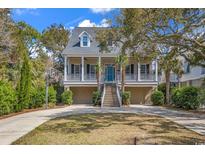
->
[53, 82, 64, 103]
[48, 86, 57, 104]
[0, 102, 10, 116]
[0, 80, 16, 115]
[158, 83, 175, 103]
[172, 86, 200, 110]
[198, 88, 205, 107]
[158, 83, 166, 96]
[122, 91, 131, 105]
[48, 102, 56, 108]
[29, 86, 57, 109]
[151, 90, 164, 106]
[92, 91, 101, 106]
[61, 90, 73, 105]
[171, 88, 182, 107]
[30, 87, 45, 109]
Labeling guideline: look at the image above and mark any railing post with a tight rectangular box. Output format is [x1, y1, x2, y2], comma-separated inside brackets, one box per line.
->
[64, 56, 67, 81]
[138, 62, 141, 81]
[98, 56, 101, 83]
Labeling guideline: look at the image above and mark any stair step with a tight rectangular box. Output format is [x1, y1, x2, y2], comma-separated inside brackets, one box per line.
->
[102, 84, 120, 107]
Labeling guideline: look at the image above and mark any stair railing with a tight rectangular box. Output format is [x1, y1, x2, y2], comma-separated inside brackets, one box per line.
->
[116, 83, 122, 107]
[101, 84, 106, 108]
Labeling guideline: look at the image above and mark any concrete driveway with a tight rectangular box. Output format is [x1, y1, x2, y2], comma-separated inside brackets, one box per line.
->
[0, 104, 205, 145]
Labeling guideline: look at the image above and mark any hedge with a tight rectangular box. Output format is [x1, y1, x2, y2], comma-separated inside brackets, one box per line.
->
[0, 80, 17, 116]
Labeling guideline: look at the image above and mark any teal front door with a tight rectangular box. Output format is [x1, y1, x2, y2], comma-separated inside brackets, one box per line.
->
[105, 65, 115, 82]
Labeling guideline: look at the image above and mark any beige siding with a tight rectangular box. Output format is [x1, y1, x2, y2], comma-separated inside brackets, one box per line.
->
[125, 87, 154, 104]
[70, 87, 97, 104]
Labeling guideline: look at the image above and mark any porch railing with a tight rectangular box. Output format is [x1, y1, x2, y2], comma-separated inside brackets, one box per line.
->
[66, 73, 97, 81]
[66, 73, 156, 82]
[116, 83, 122, 107]
[116, 72, 156, 81]
[101, 84, 106, 108]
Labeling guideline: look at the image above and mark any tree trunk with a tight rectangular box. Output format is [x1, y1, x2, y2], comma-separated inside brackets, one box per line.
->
[96, 72, 100, 91]
[121, 65, 125, 93]
[165, 70, 171, 104]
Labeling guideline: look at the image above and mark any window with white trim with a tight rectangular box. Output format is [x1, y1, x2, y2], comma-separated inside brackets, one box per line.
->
[71, 64, 80, 76]
[83, 36, 88, 47]
[80, 32, 90, 47]
[86, 64, 96, 79]
[140, 64, 149, 74]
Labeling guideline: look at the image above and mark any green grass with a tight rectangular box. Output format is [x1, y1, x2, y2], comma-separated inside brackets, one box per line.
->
[13, 113, 205, 145]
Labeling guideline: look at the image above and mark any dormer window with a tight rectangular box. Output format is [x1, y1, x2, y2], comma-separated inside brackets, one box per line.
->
[83, 35, 88, 47]
[79, 31, 91, 47]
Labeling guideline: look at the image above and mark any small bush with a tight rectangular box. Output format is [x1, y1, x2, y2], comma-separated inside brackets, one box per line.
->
[92, 91, 101, 106]
[172, 86, 200, 110]
[122, 91, 131, 105]
[158, 83, 166, 96]
[158, 83, 175, 103]
[48, 86, 57, 104]
[48, 102, 56, 108]
[198, 88, 205, 107]
[0, 80, 16, 115]
[151, 90, 164, 106]
[61, 90, 73, 105]
[171, 88, 182, 108]
[0, 102, 10, 116]
[30, 87, 45, 109]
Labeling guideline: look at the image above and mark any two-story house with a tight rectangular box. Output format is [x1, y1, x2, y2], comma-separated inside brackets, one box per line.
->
[62, 27, 159, 107]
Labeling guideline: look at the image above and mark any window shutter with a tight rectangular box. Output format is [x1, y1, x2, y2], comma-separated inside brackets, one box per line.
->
[87, 64, 90, 74]
[131, 64, 134, 74]
[146, 64, 149, 73]
[71, 64, 74, 74]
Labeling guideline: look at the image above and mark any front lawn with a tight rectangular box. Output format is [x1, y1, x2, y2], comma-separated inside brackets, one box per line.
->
[13, 113, 205, 145]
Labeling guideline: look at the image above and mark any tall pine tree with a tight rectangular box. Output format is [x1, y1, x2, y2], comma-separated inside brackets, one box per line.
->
[17, 52, 31, 110]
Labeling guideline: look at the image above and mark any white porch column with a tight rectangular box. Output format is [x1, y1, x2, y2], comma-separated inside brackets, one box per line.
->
[138, 62, 141, 81]
[64, 56, 67, 81]
[98, 56, 101, 82]
[81, 56, 84, 81]
[155, 59, 158, 82]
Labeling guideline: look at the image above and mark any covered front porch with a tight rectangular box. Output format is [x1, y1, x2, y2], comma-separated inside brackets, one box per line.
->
[63, 56, 158, 84]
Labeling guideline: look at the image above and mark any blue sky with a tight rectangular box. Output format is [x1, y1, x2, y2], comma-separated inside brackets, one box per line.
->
[11, 8, 118, 32]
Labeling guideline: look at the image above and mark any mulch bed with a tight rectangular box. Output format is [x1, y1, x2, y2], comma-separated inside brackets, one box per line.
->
[0, 104, 67, 120]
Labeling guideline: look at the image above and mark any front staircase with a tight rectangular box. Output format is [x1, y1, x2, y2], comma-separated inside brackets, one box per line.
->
[102, 84, 120, 107]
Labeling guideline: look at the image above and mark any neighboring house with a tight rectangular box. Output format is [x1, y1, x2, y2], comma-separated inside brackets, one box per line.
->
[179, 60, 205, 87]
[162, 57, 205, 87]
[62, 27, 158, 106]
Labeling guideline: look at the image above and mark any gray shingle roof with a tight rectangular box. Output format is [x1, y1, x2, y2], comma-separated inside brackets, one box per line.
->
[62, 27, 103, 55]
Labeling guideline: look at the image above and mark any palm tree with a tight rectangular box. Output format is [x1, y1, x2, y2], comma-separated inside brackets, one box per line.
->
[115, 54, 128, 93]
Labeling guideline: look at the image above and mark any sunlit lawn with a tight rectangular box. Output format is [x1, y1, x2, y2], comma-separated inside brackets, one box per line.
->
[13, 113, 205, 145]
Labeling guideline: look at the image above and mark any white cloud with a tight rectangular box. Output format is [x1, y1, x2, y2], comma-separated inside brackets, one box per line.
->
[78, 19, 110, 27]
[99, 19, 110, 27]
[14, 8, 39, 16]
[90, 8, 114, 14]
[78, 19, 96, 27]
